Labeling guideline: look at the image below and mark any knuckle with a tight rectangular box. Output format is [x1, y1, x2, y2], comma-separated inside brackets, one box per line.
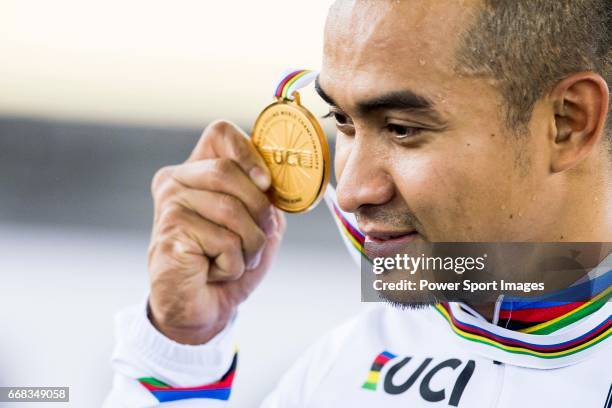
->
[212, 157, 235, 175]
[156, 204, 184, 235]
[217, 194, 242, 219]
[253, 196, 272, 222]
[253, 228, 267, 250]
[153, 178, 179, 204]
[153, 236, 195, 269]
[206, 119, 231, 136]
[151, 166, 175, 193]
[202, 120, 234, 145]
[151, 214, 199, 260]
[154, 238, 178, 258]
[230, 136, 250, 160]
[206, 120, 250, 158]
[219, 230, 241, 254]
[219, 259, 244, 280]
[203, 169, 224, 191]
[198, 120, 230, 149]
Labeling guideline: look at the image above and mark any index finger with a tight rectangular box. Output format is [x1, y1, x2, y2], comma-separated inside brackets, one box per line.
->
[187, 120, 271, 191]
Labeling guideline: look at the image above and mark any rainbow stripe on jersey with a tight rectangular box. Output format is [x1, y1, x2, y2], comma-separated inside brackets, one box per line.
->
[434, 302, 610, 359]
[361, 351, 397, 390]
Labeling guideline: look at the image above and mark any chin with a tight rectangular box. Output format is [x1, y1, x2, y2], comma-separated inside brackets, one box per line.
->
[376, 289, 444, 308]
[382, 299, 441, 311]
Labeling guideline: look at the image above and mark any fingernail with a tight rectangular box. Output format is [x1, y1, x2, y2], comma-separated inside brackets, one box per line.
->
[249, 167, 270, 190]
[247, 248, 264, 270]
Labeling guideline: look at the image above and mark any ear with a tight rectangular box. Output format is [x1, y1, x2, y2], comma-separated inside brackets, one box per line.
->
[549, 72, 609, 173]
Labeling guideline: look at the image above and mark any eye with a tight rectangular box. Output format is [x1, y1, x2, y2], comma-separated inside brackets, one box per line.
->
[322, 110, 350, 125]
[386, 123, 422, 139]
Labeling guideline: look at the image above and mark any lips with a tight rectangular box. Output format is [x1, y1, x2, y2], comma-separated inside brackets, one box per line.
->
[362, 230, 420, 259]
[364, 231, 419, 244]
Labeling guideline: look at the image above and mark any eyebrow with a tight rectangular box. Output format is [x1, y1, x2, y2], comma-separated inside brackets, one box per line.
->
[314, 77, 338, 106]
[315, 76, 436, 117]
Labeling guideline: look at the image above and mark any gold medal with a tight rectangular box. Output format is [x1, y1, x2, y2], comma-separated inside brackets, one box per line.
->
[252, 70, 330, 213]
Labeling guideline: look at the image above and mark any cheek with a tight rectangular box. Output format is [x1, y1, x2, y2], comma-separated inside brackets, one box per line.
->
[391, 155, 439, 201]
[392, 155, 469, 229]
[390, 139, 520, 239]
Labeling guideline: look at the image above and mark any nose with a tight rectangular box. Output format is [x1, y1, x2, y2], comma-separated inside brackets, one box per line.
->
[335, 138, 395, 213]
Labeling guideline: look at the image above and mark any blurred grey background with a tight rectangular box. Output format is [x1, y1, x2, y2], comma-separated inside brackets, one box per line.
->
[0, 0, 364, 406]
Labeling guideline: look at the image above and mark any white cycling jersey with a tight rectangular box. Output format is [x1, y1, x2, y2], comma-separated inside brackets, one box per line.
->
[104, 188, 612, 408]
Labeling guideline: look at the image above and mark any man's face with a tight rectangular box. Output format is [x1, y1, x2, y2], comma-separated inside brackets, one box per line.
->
[318, 0, 560, 244]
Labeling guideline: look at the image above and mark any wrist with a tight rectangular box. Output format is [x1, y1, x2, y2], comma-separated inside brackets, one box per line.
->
[147, 301, 234, 345]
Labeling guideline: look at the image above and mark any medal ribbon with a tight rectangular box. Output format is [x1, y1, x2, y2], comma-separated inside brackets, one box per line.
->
[274, 69, 319, 100]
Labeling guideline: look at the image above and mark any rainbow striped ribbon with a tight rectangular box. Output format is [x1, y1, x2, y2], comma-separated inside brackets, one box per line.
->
[274, 69, 319, 100]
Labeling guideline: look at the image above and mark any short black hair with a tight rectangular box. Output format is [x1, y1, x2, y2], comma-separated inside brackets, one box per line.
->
[456, 0, 611, 141]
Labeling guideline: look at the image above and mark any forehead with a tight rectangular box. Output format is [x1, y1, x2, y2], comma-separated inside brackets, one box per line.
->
[321, 0, 480, 105]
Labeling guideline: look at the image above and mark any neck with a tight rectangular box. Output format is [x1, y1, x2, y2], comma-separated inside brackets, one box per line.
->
[470, 303, 496, 322]
[555, 153, 612, 241]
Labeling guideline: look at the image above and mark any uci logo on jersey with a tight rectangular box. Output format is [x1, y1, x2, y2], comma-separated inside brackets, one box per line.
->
[362, 351, 475, 407]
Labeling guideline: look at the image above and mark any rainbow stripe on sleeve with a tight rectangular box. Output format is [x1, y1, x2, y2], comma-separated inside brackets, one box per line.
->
[138, 352, 237, 403]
